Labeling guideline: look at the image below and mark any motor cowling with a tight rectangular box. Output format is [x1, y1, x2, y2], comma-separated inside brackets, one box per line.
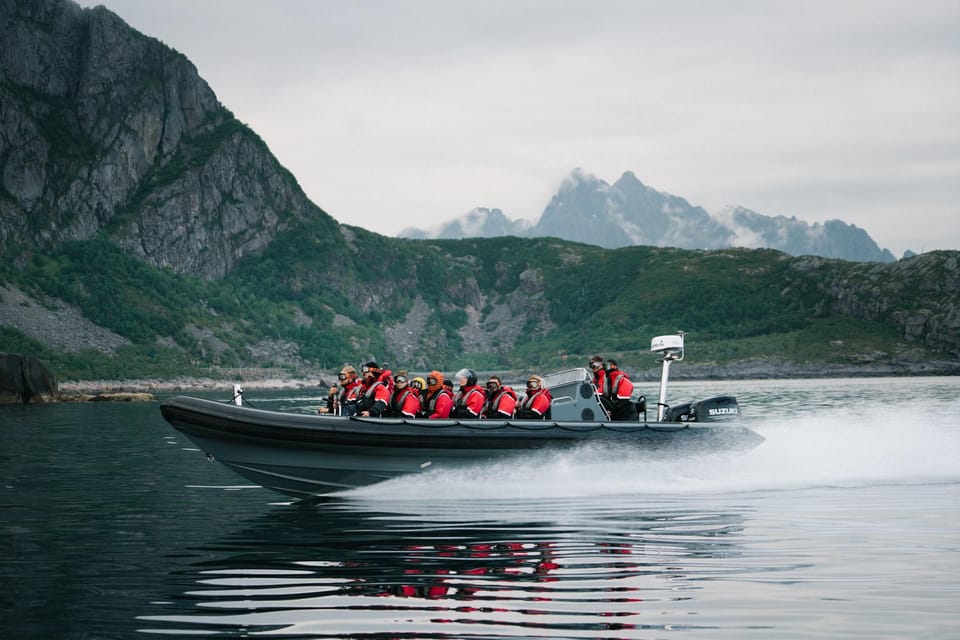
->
[661, 395, 740, 422]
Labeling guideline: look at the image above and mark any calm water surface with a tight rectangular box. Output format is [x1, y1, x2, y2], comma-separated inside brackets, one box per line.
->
[2, 377, 959, 639]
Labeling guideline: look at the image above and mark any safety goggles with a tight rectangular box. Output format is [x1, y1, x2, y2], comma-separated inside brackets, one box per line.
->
[486, 381, 499, 391]
[427, 377, 438, 385]
[589, 361, 602, 370]
[394, 375, 408, 385]
[526, 380, 540, 389]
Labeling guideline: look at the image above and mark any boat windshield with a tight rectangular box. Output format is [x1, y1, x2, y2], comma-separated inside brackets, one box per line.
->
[541, 368, 589, 390]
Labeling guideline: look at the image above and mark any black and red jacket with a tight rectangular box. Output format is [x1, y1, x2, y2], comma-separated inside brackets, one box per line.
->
[517, 388, 552, 419]
[388, 386, 422, 418]
[483, 386, 518, 419]
[356, 370, 392, 417]
[452, 384, 485, 419]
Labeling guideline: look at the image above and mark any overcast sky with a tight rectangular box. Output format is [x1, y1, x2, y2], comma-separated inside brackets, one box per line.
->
[76, 0, 959, 257]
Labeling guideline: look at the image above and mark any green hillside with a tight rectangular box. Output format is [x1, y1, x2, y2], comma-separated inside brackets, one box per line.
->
[2, 225, 955, 380]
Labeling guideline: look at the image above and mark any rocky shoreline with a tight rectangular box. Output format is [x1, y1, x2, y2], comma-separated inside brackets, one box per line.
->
[5, 350, 957, 404]
[56, 358, 960, 395]
[58, 377, 325, 395]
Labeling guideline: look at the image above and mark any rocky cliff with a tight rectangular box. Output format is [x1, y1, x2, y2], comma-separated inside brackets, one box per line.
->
[787, 251, 960, 355]
[0, 352, 58, 402]
[0, 0, 336, 278]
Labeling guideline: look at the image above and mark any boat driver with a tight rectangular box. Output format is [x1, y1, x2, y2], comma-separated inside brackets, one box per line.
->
[604, 360, 638, 421]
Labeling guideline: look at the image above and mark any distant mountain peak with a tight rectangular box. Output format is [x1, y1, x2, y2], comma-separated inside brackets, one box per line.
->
[613, 170, 643, 188]
[398, 207, 529, 241]
[559, 168, 608, 193]
[397, 170, 895, 262]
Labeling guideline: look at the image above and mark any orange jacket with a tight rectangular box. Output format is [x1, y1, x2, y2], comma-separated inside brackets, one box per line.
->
[425, 387, 454, 419]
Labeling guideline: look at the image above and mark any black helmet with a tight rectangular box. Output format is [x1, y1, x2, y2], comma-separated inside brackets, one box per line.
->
[455, 368, 477, 387]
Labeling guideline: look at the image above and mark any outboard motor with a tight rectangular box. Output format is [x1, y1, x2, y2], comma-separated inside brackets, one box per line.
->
[662, 395, 740, 423]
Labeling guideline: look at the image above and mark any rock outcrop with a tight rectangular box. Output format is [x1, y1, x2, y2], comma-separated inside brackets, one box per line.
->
[788, 251, 960, 355]
[0, 352, 58, 403]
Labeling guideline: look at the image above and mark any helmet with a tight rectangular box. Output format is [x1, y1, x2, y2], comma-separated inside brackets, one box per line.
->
[455, 368, 477, 387]
[412, 376, 427, 391]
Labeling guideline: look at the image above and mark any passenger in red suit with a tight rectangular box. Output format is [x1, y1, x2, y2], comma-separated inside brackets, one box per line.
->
[483, 375, 517, 419]
[320, 365, 362, 416]
[604, 360, 637, 421]
[589, 355, 606, 394]
[423, 370, 454, 419]
[387, 373, 422, 418]
[452, 368, 485, 419]
[357, 361, 392, 417]
[516, 375, 552, 419]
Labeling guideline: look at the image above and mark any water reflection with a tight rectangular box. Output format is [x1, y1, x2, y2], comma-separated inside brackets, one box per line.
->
[138, 497, 762, 637]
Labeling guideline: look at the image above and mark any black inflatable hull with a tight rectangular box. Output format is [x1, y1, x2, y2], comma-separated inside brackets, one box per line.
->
[161, 395, 764, 497]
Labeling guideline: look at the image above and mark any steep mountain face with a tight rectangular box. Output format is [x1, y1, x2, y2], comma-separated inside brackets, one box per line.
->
[402, 169, 896, 262]
[0, 0, 335, 278]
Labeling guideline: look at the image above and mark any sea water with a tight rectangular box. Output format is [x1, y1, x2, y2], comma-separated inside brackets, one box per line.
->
[1, 376, 958, 639]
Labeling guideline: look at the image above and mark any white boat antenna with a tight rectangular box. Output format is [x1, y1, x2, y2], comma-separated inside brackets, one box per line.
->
[650, 331, 685, 421]
[233, 383, 244, 406]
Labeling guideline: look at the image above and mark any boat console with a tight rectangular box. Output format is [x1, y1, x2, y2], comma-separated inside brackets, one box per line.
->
[543, 368, 608, 421]
[540, 332, 741, 424]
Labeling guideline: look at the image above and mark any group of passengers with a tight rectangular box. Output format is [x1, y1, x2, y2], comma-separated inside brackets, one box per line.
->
[319, 355, 636, 421]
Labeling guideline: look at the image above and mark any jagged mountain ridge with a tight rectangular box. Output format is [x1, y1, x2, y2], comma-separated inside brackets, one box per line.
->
[400, 169, 896, 262]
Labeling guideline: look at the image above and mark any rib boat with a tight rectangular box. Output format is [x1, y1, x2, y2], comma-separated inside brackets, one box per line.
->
[161, 334, 764, 497]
